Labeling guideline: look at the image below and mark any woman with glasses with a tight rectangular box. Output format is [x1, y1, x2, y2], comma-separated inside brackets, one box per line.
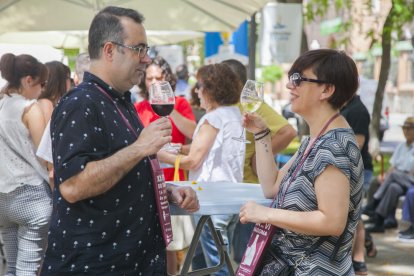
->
[239, 49, 363, 275]
[0, 53, 52, 275]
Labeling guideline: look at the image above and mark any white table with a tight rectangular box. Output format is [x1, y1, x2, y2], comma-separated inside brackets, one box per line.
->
[169, 181, 272, 276]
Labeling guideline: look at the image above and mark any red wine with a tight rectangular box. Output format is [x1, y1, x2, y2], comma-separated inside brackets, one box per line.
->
[151, 104, 174, 117]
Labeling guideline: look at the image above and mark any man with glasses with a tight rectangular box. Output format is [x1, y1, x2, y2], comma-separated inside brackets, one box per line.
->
[364, 116, 414, 233]
[41, 6, 199, 275]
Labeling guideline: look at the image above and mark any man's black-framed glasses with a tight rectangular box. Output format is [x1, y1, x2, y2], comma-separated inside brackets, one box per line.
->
[109, 41, 149, 58]
[289, 72, 327, 88]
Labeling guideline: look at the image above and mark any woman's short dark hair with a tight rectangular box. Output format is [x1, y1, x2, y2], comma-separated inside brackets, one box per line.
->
[0, 53, 47, 95]
[88, 6, 145, 59]
[288, 49, 359, 109]
[196, 63, 241, 106]
[39, 61, 71, 105]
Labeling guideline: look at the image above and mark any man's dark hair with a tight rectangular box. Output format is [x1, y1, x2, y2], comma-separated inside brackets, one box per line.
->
[175, 64, 189, 80]
[222, 59, 247, 85]
[288, 49, 359, 109]
[88, 6, 145, 59]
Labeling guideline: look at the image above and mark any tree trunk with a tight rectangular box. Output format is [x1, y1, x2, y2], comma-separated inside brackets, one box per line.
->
[248, 13, 257, 80]
[370, 2, 393, 156]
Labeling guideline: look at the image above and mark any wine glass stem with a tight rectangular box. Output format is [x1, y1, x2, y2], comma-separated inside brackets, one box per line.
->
[164, 115, 172, 147]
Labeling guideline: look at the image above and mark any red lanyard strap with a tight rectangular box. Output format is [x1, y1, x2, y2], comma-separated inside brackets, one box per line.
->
[94, 84, 139, 138]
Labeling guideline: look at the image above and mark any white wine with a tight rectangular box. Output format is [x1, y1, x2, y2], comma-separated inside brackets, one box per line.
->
[241, 101, 262, 113]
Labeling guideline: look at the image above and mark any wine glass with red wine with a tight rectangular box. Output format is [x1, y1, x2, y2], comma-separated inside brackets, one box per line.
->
[149, 81, 178, 152]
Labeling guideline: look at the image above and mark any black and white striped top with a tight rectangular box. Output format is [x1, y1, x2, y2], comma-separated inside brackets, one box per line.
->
[271, 128, 363, 276]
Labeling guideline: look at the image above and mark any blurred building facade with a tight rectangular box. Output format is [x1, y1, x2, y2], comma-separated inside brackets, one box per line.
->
[269, 0, 413, 114]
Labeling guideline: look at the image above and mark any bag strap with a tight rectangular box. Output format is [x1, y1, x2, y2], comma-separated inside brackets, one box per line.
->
[329, 214, 352, 261]
[304, 212, 352, 263]
[174, 154, 183, 181]
[289, 212, 352, 267]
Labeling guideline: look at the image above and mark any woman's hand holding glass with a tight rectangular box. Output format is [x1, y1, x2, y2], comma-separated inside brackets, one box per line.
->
[242, 112, 268, 135]
[233, 80, 264, 143]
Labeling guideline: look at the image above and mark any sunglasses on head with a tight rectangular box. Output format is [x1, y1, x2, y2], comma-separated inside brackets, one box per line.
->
[289, 72, 328, 88]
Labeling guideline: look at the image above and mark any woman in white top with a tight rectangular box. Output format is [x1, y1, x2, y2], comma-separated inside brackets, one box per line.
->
[36, 61, 71, 186]
[0, 53, 52, 275]
[158, 63, 245, 275]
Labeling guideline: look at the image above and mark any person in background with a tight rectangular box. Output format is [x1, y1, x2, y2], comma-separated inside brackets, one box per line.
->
[158, 63, 245, 276]
[40, 6, 199, 275]
[399, 187, 414, 242]
[175, 63, 191, 99]
[364, 116, 414, 233]
[0, 53, 51, 275]
[239, 49, 363, 275]
[135, 56, 196, 181]
[221, 59, 297, 264]
[73, 53, 90, 85]
[341, 94, 374, 275]
[38, 61, 71, 122]
[189, 84, 206, 123]
[135, 56, 196, 274]
[36, 61, 71, 187]
[37, 54, 90, 165]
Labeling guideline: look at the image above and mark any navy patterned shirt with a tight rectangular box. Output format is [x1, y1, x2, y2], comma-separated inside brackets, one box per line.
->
[41, 72, 166, 275]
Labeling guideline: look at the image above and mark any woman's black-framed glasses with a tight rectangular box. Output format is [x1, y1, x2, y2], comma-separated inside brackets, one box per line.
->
[289, 72, 327, 88]
[109, 41, 149, 58]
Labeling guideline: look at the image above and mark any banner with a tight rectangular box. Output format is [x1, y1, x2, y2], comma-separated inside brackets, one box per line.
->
[204, 21, 249, 65]
[260, 3, 302, 65]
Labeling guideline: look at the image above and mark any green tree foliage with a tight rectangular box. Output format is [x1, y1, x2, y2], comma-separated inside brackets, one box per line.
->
[304, 0, 414, 148]
[259, 64, 284, 97]
[260, 65, 284, 83]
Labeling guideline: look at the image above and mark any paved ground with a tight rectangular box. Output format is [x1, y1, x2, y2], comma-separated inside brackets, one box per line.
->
[362, 207, 414, 276]
[366, 113, 414, 276]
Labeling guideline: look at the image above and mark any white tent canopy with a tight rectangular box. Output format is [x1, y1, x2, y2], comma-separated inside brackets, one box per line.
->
[0, 30, 205, 49]
[0, 0, 271, 33]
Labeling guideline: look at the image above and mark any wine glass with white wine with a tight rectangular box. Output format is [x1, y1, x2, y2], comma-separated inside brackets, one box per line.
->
[232, 80, 264, 143]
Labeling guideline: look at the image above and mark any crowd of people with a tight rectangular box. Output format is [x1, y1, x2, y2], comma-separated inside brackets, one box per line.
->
[0, 5, 413, 276]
